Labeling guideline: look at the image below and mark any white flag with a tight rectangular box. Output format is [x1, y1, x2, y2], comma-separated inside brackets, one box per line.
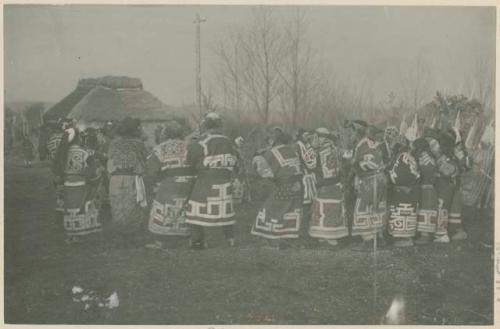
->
[430, 115, 437, 129]
[453, 111, 462, 143]
[465, 117, 478, 149]
[399, 114, 408, 136]
[405, 113, 418, 142]
[480, 121, 494, 146]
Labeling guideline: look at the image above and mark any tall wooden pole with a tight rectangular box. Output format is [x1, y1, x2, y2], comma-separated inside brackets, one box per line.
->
[194, 14, 206, 119]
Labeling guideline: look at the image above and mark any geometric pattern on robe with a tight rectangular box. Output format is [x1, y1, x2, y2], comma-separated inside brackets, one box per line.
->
[387, 151, 420, 238]
[296, 140, 317, 204]
[352, 137, 387, 237]
[63, 144, 102, 236]
[185, 131, 238, 226]
[107, 137, 148, 234]
[435, 154, 459, 236]
[251, 144, 303, 239]
[309, 141, 348, 239]
[147, 139, 194, 236]
[416, 151, 438, 233]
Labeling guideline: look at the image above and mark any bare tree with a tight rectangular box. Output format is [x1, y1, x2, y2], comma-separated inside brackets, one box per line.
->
[238, 7, 284, 124]
[399, 55, 434, 112]
[466, 57, 494, 112]
[214, 32, 244, 122]
[276, 9, 323, 129]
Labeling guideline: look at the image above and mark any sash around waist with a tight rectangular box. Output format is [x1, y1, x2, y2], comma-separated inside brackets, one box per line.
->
[392, 185, 417, 193]
[275, 175, 302, 184]
[196, 168, 233, 177]
[64, 180, 86, 187]
[316, 176, 341, 187]
[159, 167, 195, 178]
[111, 168, 141, 176]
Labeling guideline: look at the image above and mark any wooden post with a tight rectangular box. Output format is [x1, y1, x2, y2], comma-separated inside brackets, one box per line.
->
[194, 14, 207, 119]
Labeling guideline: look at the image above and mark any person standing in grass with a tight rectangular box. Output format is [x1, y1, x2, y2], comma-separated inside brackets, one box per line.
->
[432, 131, 459, 243]
[52, 126, 103, 244]
[309, 128, 349, 248]
[386, 138, 420, 247]
[145, 120, 194, 249]
[48, 119, 69, 231]
[251, 129, 304, 249]
[341, 120, 368, 240]
[447, 128, 470, 241]
[414, 135, 439, 244]
[351, 125, 387, 251]
[185, 112, 239, 249]
[22, 134, 34, 167]
[107, 117, 148, 248]
[295, 128, 317, 241]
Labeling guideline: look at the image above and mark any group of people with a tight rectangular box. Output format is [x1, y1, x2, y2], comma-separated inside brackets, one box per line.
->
[251, 120, 470, 251]
[44, 114, 237, 248]
[42, 111, 493, 251]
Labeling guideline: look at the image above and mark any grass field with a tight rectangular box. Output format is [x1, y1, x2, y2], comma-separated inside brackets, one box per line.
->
[4, 153, 494, 325]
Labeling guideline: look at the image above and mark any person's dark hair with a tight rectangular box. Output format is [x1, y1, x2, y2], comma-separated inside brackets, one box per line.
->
[273, 131, 292, 146]
[84, 129, 99, 150]
[295, 128, 306, 142]
[413, 138, 430, 155]
[392, 142, 404, 157]
[203, 117, 222, 130]
[162, 120, 187, 140]
[117, 117, 141, 138]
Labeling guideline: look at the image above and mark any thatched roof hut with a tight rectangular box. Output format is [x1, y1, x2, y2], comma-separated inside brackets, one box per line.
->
[44, 76, 174, 123]
[43, 76, 186, 148]
[66, 85, 175, 123]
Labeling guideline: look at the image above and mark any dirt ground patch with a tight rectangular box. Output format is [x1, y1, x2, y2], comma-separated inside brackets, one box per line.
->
[4, 154, 494, 324]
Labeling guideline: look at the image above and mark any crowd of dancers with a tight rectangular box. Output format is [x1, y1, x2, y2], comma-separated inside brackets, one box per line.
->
[40, 110, 494, 251]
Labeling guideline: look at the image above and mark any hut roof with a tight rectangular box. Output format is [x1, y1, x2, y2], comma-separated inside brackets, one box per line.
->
[44, 76, 175, 122]
[67, 86, 174, 122]
[43, 83, 95, 121]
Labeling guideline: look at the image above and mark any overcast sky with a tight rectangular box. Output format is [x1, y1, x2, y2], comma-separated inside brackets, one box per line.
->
[4, 5, 496, 106]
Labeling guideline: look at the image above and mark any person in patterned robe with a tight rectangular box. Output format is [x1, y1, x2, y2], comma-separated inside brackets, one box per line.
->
[447, 129, 471, 241]
[47, 122, 65, 162]
[232, 136, 246, 205]
[296, 129, 318, 205]
[107, 117, 148, 248]
[95, 128, 111, 209]
[251, 130, 303, 249]
[145, 120, 194, 249]
[386, 141, 420, 247]
[47, 122, 66, 215]
[341, 120, 368, 237]
[185, 112, 238, 249]
[414, 136, 439, 244]
[432, 132, 459, 243]
[309, 128, 348, 247]
[52, 127, 103, 243]
[295, 129, 317, 240]
[351, 125, 387, 251]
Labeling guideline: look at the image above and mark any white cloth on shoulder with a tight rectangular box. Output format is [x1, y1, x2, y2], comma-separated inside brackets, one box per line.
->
[135, 175, 148, 208]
